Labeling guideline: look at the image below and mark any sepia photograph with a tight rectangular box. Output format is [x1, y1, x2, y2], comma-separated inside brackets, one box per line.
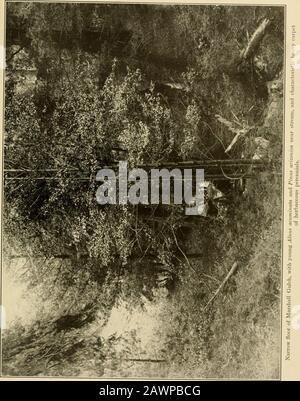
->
[1, 1, 285, 379]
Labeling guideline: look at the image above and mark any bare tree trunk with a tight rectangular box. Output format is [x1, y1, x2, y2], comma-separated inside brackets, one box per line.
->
[203, 262, 238, 311]
[241, 18, 271, 61]
[124, 358, 166, 363]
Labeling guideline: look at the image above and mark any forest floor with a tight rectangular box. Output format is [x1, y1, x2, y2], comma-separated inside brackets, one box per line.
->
[3, 68, 283, 380]
[90, 71, 283, 379]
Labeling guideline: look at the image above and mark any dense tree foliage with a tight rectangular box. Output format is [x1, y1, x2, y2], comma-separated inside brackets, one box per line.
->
[3, 3, 283, 377]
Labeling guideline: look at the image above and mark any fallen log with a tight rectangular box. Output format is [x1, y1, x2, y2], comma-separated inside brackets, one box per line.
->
[203, 261, 238, 311]
[241, 18, 271, 61]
